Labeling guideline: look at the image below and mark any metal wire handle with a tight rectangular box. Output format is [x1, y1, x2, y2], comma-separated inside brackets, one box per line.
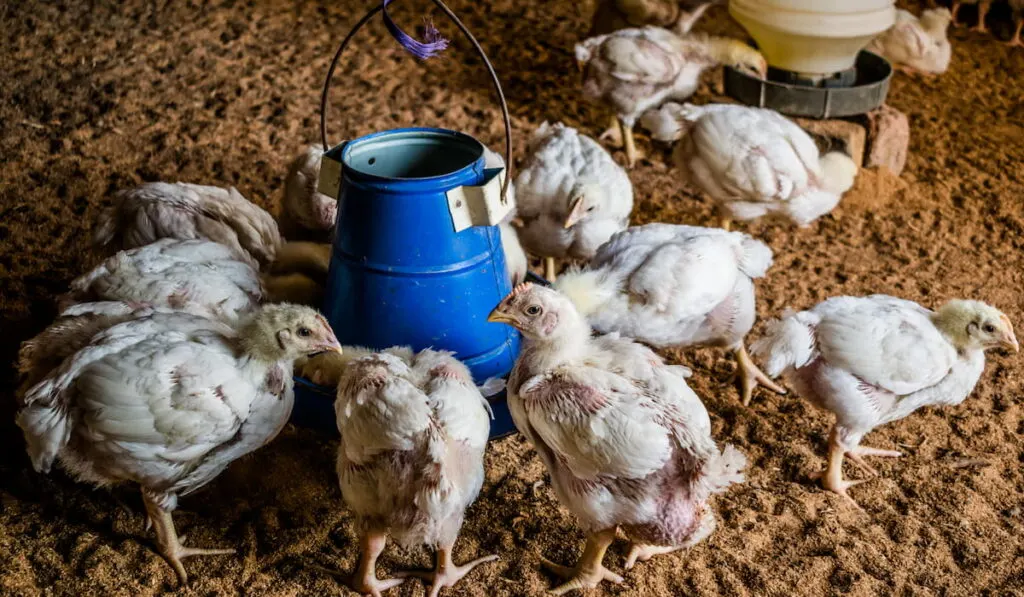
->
[319, 0, 513, 204]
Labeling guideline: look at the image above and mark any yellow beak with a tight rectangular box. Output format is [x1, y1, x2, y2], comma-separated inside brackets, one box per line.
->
[564, 197, 586, 229]
[1001, 332, 1019, 352]
[487, 308, 516, 325]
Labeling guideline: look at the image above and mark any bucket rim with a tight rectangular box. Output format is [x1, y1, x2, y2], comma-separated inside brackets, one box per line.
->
[340, 126, 485, 186]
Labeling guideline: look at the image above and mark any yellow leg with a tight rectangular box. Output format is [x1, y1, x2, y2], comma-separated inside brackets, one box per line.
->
[599, 115, 623, 147]
[621, 118, 646, 169]
[541, 528, 623, 595]
[350, 529, 405, 597]
[734, 345, 787, 406]
[974, 0, 991, 33]
[397, 545, 498, 597]
[1007, 19, 1024, 47]
[544, 256, 558, 282]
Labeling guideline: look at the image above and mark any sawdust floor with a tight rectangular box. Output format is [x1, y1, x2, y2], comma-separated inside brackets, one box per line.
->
[1, 0, 1023, 595]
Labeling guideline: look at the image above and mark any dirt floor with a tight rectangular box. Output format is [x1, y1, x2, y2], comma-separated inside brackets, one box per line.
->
[2, 0, 1024, 595]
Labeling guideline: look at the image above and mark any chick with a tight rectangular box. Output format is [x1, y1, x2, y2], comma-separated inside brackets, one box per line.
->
[335, 348, 496, 597]
[17, 305, 341, 584]
[752, 296, 1017, 506]
[867, 8, 953, 75]
[490, 283, 745, 594]
[514, 122, 633, 280]
[575, 27, 766, 167]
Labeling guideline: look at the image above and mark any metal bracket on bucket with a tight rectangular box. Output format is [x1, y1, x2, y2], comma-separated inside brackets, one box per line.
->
[317, 145, 345, 200]
[446, 167, 512, 232]
[318, 0, 514, 205]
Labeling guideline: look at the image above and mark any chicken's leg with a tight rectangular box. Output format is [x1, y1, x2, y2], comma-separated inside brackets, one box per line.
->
[734, 345, 787, 406]
[951, 1, 963, 24]
[397, 544, 498, 597]
[624, 544, 681, 570]
[599, 115, 624, 148]
[619, 117, 646, 169]
[974, 0, 991, 33]
[544, 257, 558, 282]
[142, 490, 234, 585]
[815, 429, 866, 508]
[845, 444, 902, 476]
[350, 529, 405, 597]
[541, 528, 623, 595]
[1007, 19, 1024, 47]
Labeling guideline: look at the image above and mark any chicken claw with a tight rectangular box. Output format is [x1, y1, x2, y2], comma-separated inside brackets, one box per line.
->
[623, 544, 681, 570]
[142, 492, 234, 585]
[541, 530, 622, 595]
[734, 345, 787, 406]
[350, 530, 406, 597]
[599, 115, 624, 148]
[397, 547, 498, 597]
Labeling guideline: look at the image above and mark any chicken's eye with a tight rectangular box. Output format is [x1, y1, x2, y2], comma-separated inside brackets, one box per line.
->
[587, 206, 596, 212]
[525, 305, 542, 316]
[297, 326, 312, 337]
[983, 323, 996, 333]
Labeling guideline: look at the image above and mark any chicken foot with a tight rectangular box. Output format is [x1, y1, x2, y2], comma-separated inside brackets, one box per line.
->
[599, 115, 624, 148]
[397, 544, 498, 597]
[813, 428, 901, 509]
[349, 529, 406, 597]
[1007, 19, 1023, 47]
[541, 528, 623, 595]
[141, 490, 234, 585]
[624, 544, 681, 570]
[734, 345, 787, 406]
[618, 117, 646, 169]
[544, 257, 559, 282]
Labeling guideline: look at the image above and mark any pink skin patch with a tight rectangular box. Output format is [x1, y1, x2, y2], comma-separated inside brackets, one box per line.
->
[429, 364, 469, 381]
[265, 365, 286, 398]
[167, 287, 190, 309]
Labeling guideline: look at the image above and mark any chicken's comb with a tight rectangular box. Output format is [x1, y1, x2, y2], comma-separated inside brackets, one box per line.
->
[508, 281, 534, 298]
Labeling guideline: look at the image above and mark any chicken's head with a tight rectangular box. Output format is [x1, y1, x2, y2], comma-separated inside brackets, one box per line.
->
[241, 304, 342, 363]
[934, 300, 1018, 353]
[488, 283, 588, 341]
[564, 183, 607, 229]
[712, 39, 767, 79]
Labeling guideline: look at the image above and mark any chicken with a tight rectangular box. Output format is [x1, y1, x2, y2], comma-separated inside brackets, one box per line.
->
[950, 0, 990, 32]
[62, 239, 263, 323]
[17, 304, 341, 584]
[751, 296, 1018, 506]
[335, 348, 496, 597]
[554, 223, 784, 405]
[482, 146, 529, 286]
[281, 145, 338, 240]
[866, 8, 953, 75]
[669, 103, 858, 228]
[1009, 0, 1024, 46]
[488, 283, 745, 594]
[589, 0, 717, 37]
[514, 122, 633, 280]
[575, 28, 766, 167]
[94, 182, 282, 270]
[638, 100, 692, 143]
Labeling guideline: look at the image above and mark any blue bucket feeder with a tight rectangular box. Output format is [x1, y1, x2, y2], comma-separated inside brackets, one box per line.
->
[290, 0, 522, 438]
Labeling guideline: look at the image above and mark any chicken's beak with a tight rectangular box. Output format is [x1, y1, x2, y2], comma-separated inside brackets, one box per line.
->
[487, 307, 516, 326]
[318, 333, 343, 354]
[1000, 330, 1019, 353]
[563, 196, 587, 229]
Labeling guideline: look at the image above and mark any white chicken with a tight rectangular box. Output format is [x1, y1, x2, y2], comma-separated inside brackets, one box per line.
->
[514, 122, 633, 281]
[752, 295, 1018, 506]
[62, 239, 263, 323]
[281, 145, 338, 239]
[554, 223, 784, 405]
[866, 8, 953, 75]
[488, 283, 745, 594]
[94, 182, 282, 270]
[668, 103, 858, 228]
[575, 28, 766, 167]
[17, 304, 341, 584]
[335, 348, 496, 597]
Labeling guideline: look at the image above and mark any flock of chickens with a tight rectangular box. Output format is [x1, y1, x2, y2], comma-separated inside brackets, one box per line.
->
[11, 1, 1021, 595]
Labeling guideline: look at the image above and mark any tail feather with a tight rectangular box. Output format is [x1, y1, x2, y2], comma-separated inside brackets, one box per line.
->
[17, 380, 72, 473]
[750, 309, 818, 377]
[736, 236, 773, 279]
[693, 443, 746, 502]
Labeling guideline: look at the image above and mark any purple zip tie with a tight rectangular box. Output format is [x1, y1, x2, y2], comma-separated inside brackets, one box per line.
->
[382, 0, 450, 60]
